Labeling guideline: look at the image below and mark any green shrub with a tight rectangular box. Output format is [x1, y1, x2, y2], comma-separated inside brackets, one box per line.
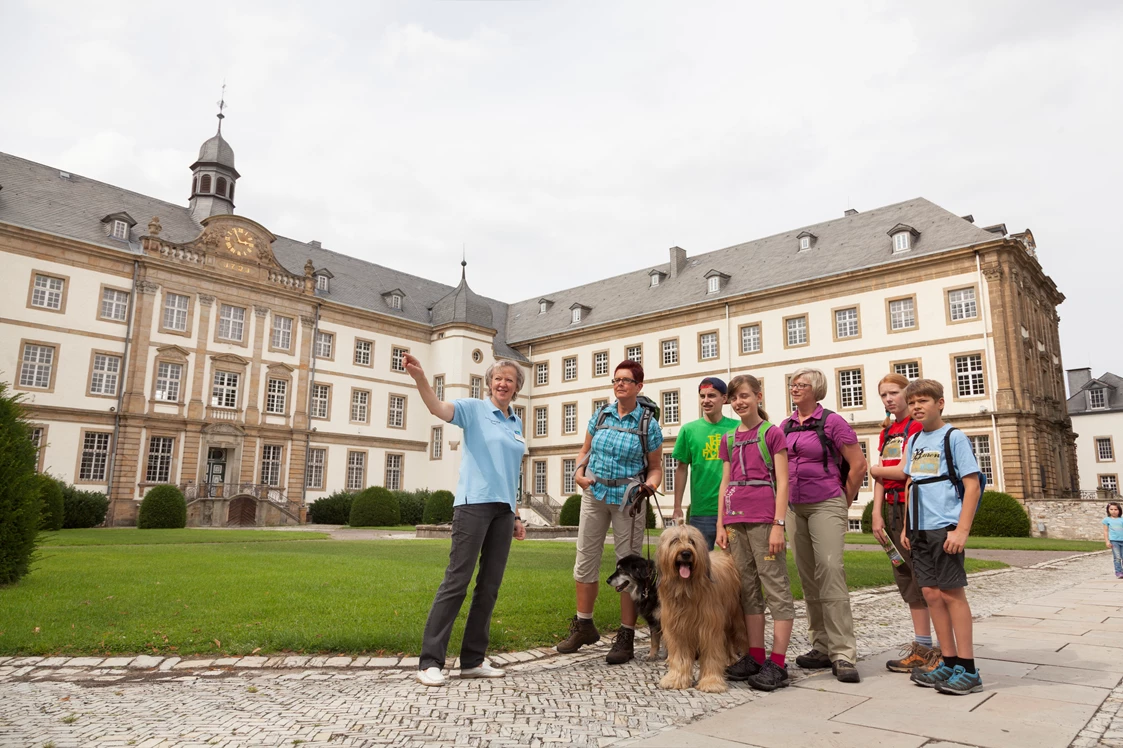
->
[308, 490, 353, 525]
[860, 499, 891, 534]
[349, 486, 401, 527]
[137, 485, 187, 529]
[559, 494, 582, 527]
[37, 475, 65, 531]
[423, 490, 456, 525]
[394, 489, 430, 526]
[646, 501, 657, 530]
[972, 491, 1031, 537]
[61, 485, 109, 529]
[0, 382, 43, 584]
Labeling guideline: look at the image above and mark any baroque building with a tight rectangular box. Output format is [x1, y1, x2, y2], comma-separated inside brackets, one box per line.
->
[1066, 368, 1122, 497]
[0, 122, 1076, 527]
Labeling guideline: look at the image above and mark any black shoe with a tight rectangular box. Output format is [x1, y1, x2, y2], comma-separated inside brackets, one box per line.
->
[745, 660, 790, 691]
[832, 659, 861, 683]
[605, 627, 635, 665]
[795, 648, 832, 669]
[724, 655, 762, 681]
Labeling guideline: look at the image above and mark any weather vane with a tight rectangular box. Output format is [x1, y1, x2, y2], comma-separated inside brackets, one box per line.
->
[216, 81, 227, 133]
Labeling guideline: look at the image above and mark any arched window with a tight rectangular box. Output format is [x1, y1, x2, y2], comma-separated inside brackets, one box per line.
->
[228, 182, 235, 201]
[192, 176, 199, 195]
[216, 177, 227, 197]
[200, 174, 212, 194]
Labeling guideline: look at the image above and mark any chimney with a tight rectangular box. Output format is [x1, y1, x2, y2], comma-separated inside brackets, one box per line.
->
[309, 240, 322, 248]
[669, 246, 687, 279]
[1066, 368, 1092, 395]
[844, 208, 859, 217]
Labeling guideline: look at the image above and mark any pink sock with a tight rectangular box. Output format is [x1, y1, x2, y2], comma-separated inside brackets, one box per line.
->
[749, 648, 766, 664]
[770, 652, 786, 668]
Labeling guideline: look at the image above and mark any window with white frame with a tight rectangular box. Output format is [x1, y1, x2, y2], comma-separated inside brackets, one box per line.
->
[534, 460, 547, 494]
[563, 403, 577, 434]
[663, 454, 679, 492]
[1089, 388, 1107, 409]
[535, 406, 548, 437]
[848, 519, 863, 532]
[707, 276, 721, 294]
[470, 376, 483, 400]
[431, 426, 443, 460]
[391, 346, 408, 372]
[893, 232, 911, 252]
[266, 379, 287, 414]
[388, 394, 406, 428]
[626, 345, 642, 363]
[1097, 437, 1115, 462]
[799, 236, 811, 251]
[90, 354, 121, 396]
[858, 442, 869, 488]
[594, 351, 609, 377]
[563, 356, 577, 381]
[112, 219, 129, 240]
[316, 274, 329, 292]
[662, 339, 678, 366]
[889, 298, 915, 331]
[311, 383, 330, 418]
[514, 406, 526, 427]
[146, 436, 175, 483]
[968, 435, 994, 484]
[217, 304, 245, 341]
[211, 371, 240, 408]
[100, 288, 129, 321]
[948, 287, 978, 321]
[535, 362, 548, 386]
[571, 308, 582, 324]
[700, 332, 718, 360]
[539, 301, 548, 314]
[954, 354, 986, 397]
[271, 316, 292, 350]
[592, 398, 608, 414]
[346, 451, 365, 491]
[390, 294, 402, 310]
[260, 445, 283, 486]
[663, 391, 680, 425]
[786, 316, 808, 346]
[31, 427, 44, 456]
[351, 390, 369, 423]
[741, 324, 761, 354]
[434, 375, 445, 401]
[163, 292, 189, 331]
[893, 361, 921, 380]
[354, 340, 372, 366]
[563, 458, 577, 495]
[79, 432, 111, 481]
[835, 307, 859, 339]
[31, 274, 65, 310]
[650, 274, 660, 287]
[155, 362, 182, 402]
[385, 453, 402, 491]
[839, 368, 864, 408]
[1101, 475, 1119, 494]
[314, 331, 334, 358]
[306, 448, 325, 489]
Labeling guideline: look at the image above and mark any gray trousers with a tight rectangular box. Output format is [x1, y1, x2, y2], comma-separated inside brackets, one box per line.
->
[419, 502, 515, 671]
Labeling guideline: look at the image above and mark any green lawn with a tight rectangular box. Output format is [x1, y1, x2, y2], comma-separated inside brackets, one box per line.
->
[0, 531, 1004, 657]
[40, 529, 332, 546]
[845, 533, 1105, 552]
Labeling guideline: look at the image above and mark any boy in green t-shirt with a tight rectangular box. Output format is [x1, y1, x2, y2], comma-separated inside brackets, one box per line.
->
[671, 377, 740, 550]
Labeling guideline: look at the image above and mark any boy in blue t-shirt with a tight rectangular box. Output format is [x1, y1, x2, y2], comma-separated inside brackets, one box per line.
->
[900, 378, 983, 695]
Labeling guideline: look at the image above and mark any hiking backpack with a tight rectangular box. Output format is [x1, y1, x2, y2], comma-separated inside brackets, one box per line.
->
[725, 422, 776, 492]
[905, 427, 989, 532]
[587, 395, 662, 481]
[783, 409, 851, 488]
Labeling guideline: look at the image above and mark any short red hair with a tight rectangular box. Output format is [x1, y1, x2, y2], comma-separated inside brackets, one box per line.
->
[614, 360, 645, 383]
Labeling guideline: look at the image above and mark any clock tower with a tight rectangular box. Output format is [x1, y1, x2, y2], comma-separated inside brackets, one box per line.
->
[188, 99, 240, 223]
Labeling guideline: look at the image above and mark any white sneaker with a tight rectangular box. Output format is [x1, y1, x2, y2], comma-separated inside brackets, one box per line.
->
[416, 666, 447, 686]
[459, 660, 506, 679]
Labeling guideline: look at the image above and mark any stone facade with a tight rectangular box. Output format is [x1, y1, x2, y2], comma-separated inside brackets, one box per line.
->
[1025, 498, 1116, 540]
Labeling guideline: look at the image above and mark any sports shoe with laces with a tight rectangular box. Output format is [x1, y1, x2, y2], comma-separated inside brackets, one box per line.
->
[935, 665, 983, 695]
[745, 660, 790, 691]
[416, 666, 447, 687]
[724, 655, 762, 681]
[460, 660, 506, 679]
[795, 648, 832, 669]
[832, 659, 861, 683]
[886, 641, 936, 673]
[911, 659, 954, 688]
[605, 627, 635, 664]
[556, 616, 600, 654]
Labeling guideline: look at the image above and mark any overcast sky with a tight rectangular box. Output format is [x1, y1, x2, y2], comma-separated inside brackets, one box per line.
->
[3, 1, 1121, 383]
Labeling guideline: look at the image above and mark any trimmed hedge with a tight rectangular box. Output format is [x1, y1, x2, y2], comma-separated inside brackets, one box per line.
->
[37, 475, 65, 531]
[972, 491, 1031, 537]
[0, 382, 42, 585]
[394, 489, 431, 526]
[62, 485, 109, 529]
[137, 485, 187, 529]
[349, 486, 401, 527]
[308, 490, 354, 525]
[860, 499, 890, 535]
[560, 494, 582, 527]
[423, 490, 455, 525]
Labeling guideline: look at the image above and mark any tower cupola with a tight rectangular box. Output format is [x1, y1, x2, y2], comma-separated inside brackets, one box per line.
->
[189, 95, 240, 222]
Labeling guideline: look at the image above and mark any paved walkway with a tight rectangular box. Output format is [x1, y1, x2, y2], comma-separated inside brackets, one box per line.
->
[0, 552, 1115, 748]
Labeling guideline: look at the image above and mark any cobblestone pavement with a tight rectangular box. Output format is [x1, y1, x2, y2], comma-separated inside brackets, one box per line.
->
[0, 552, 1108, 748]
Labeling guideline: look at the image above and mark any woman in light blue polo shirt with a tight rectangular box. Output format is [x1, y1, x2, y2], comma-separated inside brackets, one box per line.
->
[403, 353, 528, 687]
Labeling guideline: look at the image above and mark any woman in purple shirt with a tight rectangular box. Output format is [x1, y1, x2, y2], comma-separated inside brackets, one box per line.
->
[782, 368, 867, 683]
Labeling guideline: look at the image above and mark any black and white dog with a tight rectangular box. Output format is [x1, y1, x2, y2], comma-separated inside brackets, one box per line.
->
[607, 554, 662, 658]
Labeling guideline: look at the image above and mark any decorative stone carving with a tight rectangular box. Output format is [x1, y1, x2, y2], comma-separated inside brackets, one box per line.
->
[148, 216, 163, 237]
[202, 231, 221, 249]
[300, 315, 316, 327]
[136, 280, 160, 295]
[304, 259, 315, 277]
[198, 294, 215, 306]
[982, 267, 1001, 281]
[254, 305, 270, 318]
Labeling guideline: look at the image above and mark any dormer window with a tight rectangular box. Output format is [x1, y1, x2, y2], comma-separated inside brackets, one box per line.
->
[316, 274, 329, 292]
[112, 220, 129, 240]
[893, 233, 910, 252]
[572, 308, 581, 323]
[391, 294, 402, 310]
[797, 231, 816, 251]
[101, 212, 136, 241]
[569, 303, 590, 324]
[382, 289, 405, 310]
[1089, 388, 1106, 409]
[888, 224, 920, 253]
[799, 236, 810, 250]
[537, 298, 554, 314]
[704, 270, 730, 294]
[651, 274, 660, 287]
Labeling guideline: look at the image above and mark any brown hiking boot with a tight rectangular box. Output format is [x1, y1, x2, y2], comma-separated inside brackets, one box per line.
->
[557, 616, 600, 654]
[605, 627, 635, 665]
[886, 641, 936, 673]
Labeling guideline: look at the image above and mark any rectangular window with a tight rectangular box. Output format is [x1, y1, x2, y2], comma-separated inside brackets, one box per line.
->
[1101, 475, 1119, 493]
[592, 398, 608, 414]
[31, 274, 65, 310]
[306, 448, 326, 489]
[535, 362, 549, 386]
[707, 276, 720, 294]
[593, 351, 609, 377]
[354, 340, 372, 366]
[786, 315, 808, 347]
[111, 219, 129, 240]
[261, 445, 283, 486]
[346, 451, 366, 491]
[859, 442, 869, 488]
[893, 361, 921, 380]
[311, 383, 330, 419]
[663, 391, 680, 425]
[571, 307, 582, 324]
[431, 426, 443, 460]
[350, 390, 370, 423]
[217, 304, 245, 341]
[563, 356, 577, 381]
[699, 332, 718, 360]
[535, 406, 548, 437]
[740, 324, 761, 354]
[265, 379, 287, 414]
[563, 403, 577, 434]
[954, 354, 986, 397]
[271, 316, 293, 350]
[563, 458, 577, 495]
[100, 288, 130, 321]
[839, 368, 864, 409]
[968, 435, 994, 484]
[888, 298, 916, 331]
[90, 353, 121, 396]
[315, 331, 334, 359]
[661, 338, 679, 366]
[848, 519, 863, 532]
[388, 394, 406, 428]
[434, 375, 445, 401]
[391, 346, 408, 372]
[948, 287, 978, 321]
[626, 345, 642, 363]
[145, 436, 175, 483]
[163, 292, 189, 331]
[154, 362, 182, 402]
[385, 453, 402, 491]
[663, 453, 678, 493]
[210, 371, 240, 408]
[19, 343, 55, 389]
[534, 460, 547, 494]
[316, 274, 329, 292]
[834, 307, 859, 339]
[1089, 389, 1107, 409]
[514, 406, 526, 428]
[31, 427, 44, 471]
[79, 432, 111, 481]
[471, 376, 483, 400]
[893, 232, 910, 252]
[1097, 437, 1116, 462]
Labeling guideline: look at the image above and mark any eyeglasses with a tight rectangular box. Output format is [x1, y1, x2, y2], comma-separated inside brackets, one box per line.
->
[611, 377, 638, 385]
[789, 382, 812, 391]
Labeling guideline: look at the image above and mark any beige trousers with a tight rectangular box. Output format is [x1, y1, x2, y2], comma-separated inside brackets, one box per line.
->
[788, 496, 857, 663]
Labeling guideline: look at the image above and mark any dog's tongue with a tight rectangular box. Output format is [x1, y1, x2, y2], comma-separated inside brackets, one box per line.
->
[679, 565, 691, 579]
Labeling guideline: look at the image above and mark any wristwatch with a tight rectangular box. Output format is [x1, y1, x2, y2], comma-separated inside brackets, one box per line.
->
[772, 519, 786, 527]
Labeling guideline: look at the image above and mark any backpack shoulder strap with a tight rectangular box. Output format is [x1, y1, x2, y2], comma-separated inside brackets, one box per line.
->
[816, 409, 835, 469]
[593, 405, 611, 432]
[756, 421, 774, 473]
[638, 408, 651, 457]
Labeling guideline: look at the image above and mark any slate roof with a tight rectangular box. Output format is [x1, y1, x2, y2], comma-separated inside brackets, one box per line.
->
[1067, 372, 1123, 414]
[193, 132, 237, 171]
[429, 264, 494, 329]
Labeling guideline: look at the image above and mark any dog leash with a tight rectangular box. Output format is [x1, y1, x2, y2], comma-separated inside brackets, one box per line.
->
[623, 480, 667, 564]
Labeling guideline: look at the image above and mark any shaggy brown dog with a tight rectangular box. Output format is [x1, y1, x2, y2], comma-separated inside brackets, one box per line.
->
[656, 524, 748, 693]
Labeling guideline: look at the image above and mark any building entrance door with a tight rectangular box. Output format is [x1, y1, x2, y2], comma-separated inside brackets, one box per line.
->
[206, 448, 227, 497]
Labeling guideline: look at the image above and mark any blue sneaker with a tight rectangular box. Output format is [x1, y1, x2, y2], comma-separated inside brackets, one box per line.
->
[911, 659, 954, 688]
[935, 665, 983, 695]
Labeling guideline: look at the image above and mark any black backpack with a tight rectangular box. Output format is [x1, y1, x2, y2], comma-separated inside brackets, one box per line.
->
[591, 395, 661, 476]
[783, 409, 850, 488]
[879, 418, 915, 458]
[906, 427, 989, 532]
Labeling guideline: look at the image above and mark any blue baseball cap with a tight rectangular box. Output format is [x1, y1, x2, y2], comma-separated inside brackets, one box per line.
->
[698, 377, 727, 395]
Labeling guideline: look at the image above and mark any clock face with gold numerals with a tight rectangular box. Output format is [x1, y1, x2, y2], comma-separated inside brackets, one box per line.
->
[224, 227, 256, 257]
